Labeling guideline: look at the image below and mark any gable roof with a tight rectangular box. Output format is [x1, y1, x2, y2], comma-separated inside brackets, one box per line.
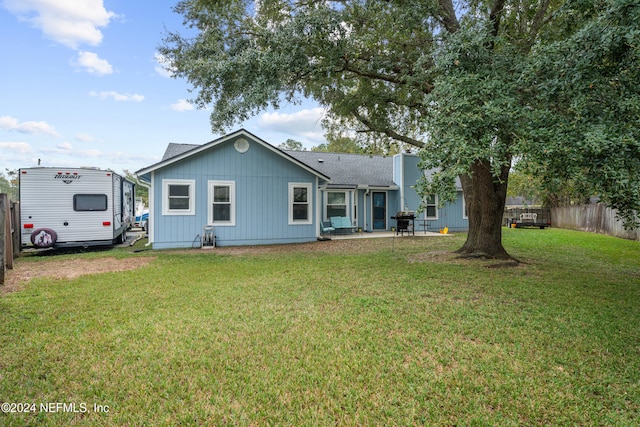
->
[135, 129, 329, 181]
[158, 147, 396, 189]
[161, 143, 198, 161]
[284, 151, 396, 189]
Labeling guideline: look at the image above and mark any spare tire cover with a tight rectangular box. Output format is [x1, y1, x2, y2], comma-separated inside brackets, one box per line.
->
[31, 228, 58, 248]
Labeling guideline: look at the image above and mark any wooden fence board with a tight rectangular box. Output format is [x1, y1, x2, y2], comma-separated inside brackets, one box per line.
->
[552, 204, 639, 241]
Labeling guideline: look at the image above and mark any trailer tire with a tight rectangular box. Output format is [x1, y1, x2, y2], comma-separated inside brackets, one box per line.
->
[31, 228, 57, 248]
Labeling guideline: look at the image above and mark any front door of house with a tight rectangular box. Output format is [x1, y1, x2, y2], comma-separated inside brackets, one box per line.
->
[372, 192, 386, 230]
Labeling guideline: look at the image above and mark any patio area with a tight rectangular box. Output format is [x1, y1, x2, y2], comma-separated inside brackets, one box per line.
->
[327, 230, 453, 240]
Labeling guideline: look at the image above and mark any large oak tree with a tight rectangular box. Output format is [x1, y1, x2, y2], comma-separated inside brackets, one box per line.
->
[160, 0, 639, 259]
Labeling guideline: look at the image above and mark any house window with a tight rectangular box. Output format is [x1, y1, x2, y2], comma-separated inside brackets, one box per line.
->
[289, 183, 312, 224]
[424, 194, 438, 219]
[208, 181, 235, 226]
[162, 179, 195, 215]
[326, 191, 347, 218]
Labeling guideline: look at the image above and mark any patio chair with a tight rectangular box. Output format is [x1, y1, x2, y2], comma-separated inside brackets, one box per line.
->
[321, 221, 335, 236]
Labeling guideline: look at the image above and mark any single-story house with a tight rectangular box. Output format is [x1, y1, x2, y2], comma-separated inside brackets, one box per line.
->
[136, 129, 468, 248]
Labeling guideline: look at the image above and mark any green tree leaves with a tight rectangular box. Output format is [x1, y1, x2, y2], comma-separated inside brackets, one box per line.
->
[528, 0, 640, 227]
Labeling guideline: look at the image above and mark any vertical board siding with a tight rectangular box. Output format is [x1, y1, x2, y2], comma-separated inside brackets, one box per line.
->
[424, 192, 468, 232]
[393, 153, 468, 233]
[401, 154, 422, 214]
[393, 155, 403, 187]
[354, 190, 364, 230]
[387, 191, 399, 224]
[152, 138, 318, 248]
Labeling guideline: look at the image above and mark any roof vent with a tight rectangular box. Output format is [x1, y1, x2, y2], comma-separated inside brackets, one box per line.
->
[318, 159, 324, 163]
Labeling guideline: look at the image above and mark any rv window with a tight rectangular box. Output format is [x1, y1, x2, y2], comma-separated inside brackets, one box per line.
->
[74, 194, 108, 211]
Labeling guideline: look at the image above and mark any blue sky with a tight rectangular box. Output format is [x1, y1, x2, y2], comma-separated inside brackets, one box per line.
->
[0, 0, 327, 175]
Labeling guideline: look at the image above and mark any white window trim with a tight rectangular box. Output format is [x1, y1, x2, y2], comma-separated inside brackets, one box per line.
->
[162, 179, 195, 216]
[289, 182, 313, 225]
[424, 194, 439, 220]
[208, 180, 236, 226]
[324, 190, 349, 221]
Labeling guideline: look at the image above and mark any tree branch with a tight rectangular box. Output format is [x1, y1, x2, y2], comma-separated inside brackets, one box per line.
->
[526, 0, 552, 51]
[438, 0, 460, 33]
[352, 110, 425, 148]
[489, 0, 506, 38]
[342, 60, 404, 85]
[341, 56, 435, 94]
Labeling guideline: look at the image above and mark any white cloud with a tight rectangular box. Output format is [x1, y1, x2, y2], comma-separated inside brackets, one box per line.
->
[257, 108, 326, 142]
[41, 143, 103, 158]
[0, 141, 33, 155]
[111, 151, 158, 165]
[0, 115, 60, 137]
[3, 0, 116, 49]
[89, 91, 144, 102]
[0, 141, 36, 165]
[154, 52, 175, 78]
[76, 148, 104, 158]
[75, 133, 98, 142]
[170, 99, 194, 112]
[73, 51, 113, 75]
[0, 140, 156, 170]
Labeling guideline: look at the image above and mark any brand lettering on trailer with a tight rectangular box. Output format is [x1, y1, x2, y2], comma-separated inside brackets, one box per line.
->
[54, 173, 81, 184]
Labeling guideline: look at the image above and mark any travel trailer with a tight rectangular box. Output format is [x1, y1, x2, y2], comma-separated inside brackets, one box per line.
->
[19, 167, 135, 249]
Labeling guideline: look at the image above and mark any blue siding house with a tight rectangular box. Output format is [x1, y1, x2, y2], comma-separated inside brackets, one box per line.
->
[136, 129, 468, 248]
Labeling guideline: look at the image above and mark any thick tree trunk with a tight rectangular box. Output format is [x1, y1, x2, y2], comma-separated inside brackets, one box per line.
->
[457, 158, 512, 260]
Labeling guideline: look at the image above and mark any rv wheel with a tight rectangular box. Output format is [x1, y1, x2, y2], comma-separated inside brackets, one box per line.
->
[31, 228, 57, 248]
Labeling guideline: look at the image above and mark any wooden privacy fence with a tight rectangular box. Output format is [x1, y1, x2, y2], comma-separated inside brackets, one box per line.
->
[551, 204, 640, 241]
[1, 194, 20, 285]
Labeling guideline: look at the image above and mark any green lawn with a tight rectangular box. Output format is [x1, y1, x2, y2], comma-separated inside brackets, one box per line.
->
[1, 229, 638, 426]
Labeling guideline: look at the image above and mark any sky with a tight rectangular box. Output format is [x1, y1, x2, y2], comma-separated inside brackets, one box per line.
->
[0, 0, 327, 176]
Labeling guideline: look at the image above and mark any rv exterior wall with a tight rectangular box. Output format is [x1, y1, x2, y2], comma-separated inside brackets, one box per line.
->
[19, 168, 134, 248]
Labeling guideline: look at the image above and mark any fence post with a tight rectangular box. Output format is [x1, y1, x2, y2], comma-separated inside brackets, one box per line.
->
[0, 193, 6, 285]
[5, 198, 14, 269]
[12, 202, 20, 259]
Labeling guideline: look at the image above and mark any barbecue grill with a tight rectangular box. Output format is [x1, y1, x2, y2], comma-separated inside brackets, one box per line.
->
[392, 211, 415, 236]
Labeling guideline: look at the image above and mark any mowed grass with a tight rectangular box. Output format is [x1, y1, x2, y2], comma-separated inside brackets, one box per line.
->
[1, 229, 638, 426]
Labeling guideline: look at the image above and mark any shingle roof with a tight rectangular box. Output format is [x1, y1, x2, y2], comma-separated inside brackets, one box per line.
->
[162, 143, 199, 161]
[284, 151, 395, 188]
[159, 142, 396, 188]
